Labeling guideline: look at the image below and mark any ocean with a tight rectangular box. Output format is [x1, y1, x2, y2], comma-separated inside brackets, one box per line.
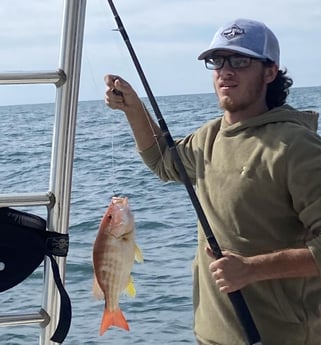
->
[0, 87, 321, 344]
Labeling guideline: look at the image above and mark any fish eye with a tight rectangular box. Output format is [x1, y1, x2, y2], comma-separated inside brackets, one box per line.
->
[108, 215, 112, 219]
[121, 233, 130, 241]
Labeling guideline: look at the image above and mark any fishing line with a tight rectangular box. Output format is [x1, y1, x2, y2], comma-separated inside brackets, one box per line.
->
[83, 49, 117, 194]
[139, 100, 166, 161]
[82, 4, 128, 197]
[106, 1, 262, 344]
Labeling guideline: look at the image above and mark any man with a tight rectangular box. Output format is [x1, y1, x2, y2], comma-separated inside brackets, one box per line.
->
[105, 18, 321, 345]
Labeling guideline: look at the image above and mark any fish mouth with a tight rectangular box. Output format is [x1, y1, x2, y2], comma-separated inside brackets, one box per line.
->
[112, 196, 128, 205]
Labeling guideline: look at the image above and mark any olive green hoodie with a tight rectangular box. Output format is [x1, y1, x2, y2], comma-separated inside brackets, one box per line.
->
[139, 105, 321, 345]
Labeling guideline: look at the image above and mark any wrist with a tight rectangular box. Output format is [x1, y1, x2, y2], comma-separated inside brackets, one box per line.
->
[243, 256, 261, 285]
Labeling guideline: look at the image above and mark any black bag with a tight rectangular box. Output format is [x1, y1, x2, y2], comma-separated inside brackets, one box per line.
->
[0, 207, 71, 343]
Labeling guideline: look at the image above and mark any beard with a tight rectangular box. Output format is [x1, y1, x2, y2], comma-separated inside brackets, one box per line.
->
[218, 95, 262, 113]
[219, 95, 247, 113]
[216, 71, 266, 113]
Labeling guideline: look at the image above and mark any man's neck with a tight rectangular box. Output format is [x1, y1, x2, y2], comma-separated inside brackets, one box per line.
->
[224, 104, 269, 125]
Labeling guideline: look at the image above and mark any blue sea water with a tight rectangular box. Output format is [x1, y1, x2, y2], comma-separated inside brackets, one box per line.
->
[0, 87, 321, 345]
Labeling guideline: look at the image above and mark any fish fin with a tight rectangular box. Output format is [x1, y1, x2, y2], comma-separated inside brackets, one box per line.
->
[124, 275, 136, 297]
[93, 274, 104, 300]
[100, 307, 129, 335]
[135, 244, 144, 263]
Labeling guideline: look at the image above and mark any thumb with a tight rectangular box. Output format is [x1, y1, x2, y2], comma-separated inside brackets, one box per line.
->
[104, 74, 132, 94]
[205, 247, 216, 259]
[114, 77, 132, 95]
[113, 78, 141, 108]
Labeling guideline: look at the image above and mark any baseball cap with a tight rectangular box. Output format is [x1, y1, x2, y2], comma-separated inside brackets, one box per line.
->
[198, 19, 280, 65]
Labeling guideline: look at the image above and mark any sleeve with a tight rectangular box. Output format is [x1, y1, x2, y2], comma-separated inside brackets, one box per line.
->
[287, 129, 321, 273]
[139, 118, 222, 184]
[139, 132, 198, 184]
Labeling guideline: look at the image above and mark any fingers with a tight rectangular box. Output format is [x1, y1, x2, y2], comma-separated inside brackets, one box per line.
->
[104, 74, 122, 88]
[104, 88, 124, 109]
[207, 249, 250, 293]
[206, 248, 229, 292]
[210, 267, 231, 293]
[207, 249, 240, 293]
[104, 74, 142, 111]
[104, 74, 129, 94]
[104, 74, 126, 109]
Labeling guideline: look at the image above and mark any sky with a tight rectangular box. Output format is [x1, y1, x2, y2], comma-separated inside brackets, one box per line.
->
[0, 0, 320, 106]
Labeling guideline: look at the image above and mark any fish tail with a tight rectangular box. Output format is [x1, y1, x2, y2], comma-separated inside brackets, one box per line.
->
[100, 307, 129, 335]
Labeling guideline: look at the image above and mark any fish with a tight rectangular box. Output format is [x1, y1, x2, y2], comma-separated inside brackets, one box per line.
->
[92, 196, 143, 335]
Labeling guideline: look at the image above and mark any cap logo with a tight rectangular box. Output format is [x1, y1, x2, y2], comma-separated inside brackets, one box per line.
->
[222, 24, 245, 40]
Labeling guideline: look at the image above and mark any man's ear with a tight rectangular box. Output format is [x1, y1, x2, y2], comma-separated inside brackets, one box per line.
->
[265, 64, 279, 84]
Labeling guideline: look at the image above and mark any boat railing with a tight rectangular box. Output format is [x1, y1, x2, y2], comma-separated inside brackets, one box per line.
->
[0, 1, 87, 344]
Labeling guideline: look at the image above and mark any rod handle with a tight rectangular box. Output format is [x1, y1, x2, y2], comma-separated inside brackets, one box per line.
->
[228, 290, 261, 344]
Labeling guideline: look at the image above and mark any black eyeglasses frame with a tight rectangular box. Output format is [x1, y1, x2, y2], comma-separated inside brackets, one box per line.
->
[204, 54, 268, 70]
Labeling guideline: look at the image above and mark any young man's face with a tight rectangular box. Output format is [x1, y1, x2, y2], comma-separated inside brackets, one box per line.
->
[211, 50, 276, 114]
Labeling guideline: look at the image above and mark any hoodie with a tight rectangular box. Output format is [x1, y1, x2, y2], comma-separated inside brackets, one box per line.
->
[140, 105, 321, 345]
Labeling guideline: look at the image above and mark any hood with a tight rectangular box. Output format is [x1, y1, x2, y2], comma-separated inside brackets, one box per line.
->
[221, 105, 319, 135]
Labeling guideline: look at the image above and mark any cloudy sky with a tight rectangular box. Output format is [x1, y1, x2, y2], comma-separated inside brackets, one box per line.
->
[0, 0, 320, 106]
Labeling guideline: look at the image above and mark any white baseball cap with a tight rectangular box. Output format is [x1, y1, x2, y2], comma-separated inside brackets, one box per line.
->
[198, 18, 280, 65]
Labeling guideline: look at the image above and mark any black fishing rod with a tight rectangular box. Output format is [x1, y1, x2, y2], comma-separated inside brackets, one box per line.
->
[106, 1, 261, 344]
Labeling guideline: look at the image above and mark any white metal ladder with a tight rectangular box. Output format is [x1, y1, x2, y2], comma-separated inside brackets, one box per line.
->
[0, 1, 87, 344]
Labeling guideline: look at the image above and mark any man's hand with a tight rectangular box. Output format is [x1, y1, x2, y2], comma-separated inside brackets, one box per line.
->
[206, 246, 319, 293]
[104, 74, 142, 112]
[206, 248, 253, 293]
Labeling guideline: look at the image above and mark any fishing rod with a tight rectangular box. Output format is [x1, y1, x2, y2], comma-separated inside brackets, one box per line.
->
[106, 1, 261, 344]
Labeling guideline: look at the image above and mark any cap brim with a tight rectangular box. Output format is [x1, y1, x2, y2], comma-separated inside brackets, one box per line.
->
[198, 46, 265, 60]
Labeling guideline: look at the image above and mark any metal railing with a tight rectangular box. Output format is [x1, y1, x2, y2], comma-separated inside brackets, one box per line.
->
[0, 0, 87, 344]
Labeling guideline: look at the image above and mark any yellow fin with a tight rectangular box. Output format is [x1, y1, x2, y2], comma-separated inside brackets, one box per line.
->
[124, 275, 136, 297]
[135, 244, 144, 263]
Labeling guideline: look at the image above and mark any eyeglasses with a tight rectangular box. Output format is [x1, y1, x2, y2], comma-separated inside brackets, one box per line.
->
[204, 54, 266, 70]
